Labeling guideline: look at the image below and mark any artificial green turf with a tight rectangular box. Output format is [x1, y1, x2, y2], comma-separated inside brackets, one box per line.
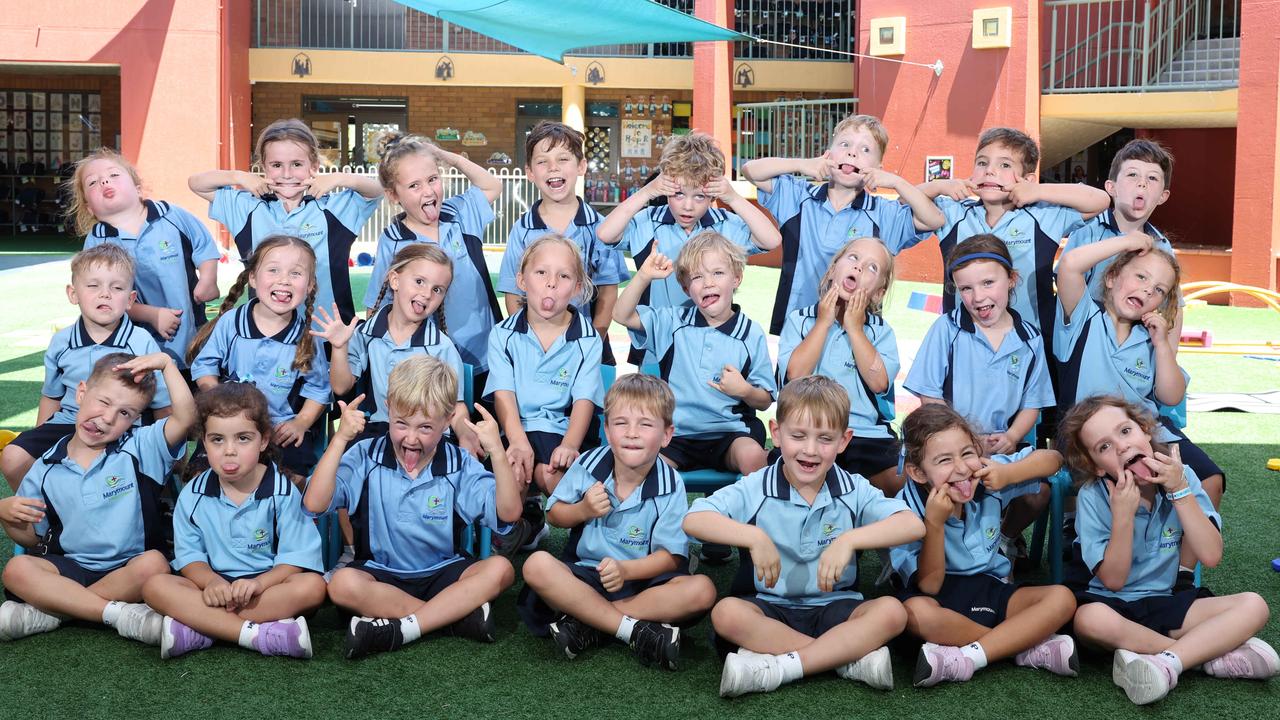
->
[1, 257, 1277, 718]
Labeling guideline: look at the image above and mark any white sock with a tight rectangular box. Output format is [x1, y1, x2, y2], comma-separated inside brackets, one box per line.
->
[238, 621, 258, 649]
[1178, 565, 1194, 574]
[961, 641, 989, 670]
[776, 651, 804, 684]
[615, 615, 637, 643]
[101, 600, 125, 626]
[343, 545, 355, 555]
[400, 615, 422, 643]
[1158, 649, 1184, 676]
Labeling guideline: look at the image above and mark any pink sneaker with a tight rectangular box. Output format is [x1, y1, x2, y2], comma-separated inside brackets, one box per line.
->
[913, 643, 975, 687]
[1204, 638, 1280, 680]
[1113, 649, 1178, 705]
[1015, 634, 1079, 676]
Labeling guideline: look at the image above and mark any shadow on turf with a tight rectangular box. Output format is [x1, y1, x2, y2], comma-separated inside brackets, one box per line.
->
[0, 350, 45, 377]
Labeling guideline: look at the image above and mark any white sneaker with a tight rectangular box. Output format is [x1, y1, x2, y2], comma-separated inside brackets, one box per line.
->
[1203, 637, 1280, 680]
[836, 645, 894, 690]
[719, 651, 784, 697]
[1113, 649, 1177, 705]
[0, 600, 61, 641]
[115, 603, 164, 645]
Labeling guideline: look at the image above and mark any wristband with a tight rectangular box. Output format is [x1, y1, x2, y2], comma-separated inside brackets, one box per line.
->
[1165, 485, 1193, 502]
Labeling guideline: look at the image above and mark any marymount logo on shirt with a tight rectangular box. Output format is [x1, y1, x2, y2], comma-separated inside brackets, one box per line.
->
[620, 525, 648, 546]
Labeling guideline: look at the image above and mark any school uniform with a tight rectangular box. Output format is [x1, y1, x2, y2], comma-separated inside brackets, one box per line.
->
[689, 460, 908, 642]
[5, 420, 183, 601]
[361, 187, 501, 372]
[173, 464, 323, 578]
[517, 446, 695, 635]
[84, 200, 221, 367]
[210, 187, 379, 323]
[498, 198, 627, 364]
[189, 301, 331, 471]
[483, 306, 603, 464]
[776, 305, 900, 477]
[1071, 467, 1219, 635]
[347, 305, 465, 429]
[630, 305, 776, 473]
[309, 436, 512, 599]
[890, 447, 1042, 627]
[758, 174, 918, 334]
[619, 206, 761, 309]
[1061, 209, 1174, 304]
[905, 307, 1055, 435]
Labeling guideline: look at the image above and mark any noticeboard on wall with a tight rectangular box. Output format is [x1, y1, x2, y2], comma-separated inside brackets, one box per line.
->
[0, 90, 103, 172]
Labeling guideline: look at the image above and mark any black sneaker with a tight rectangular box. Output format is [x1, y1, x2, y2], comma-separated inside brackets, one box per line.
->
[629, 621, 680, 670]
[1173, 568, 1196, 592]
[344, 617, 404, 660]
[698, 543, 733, 566]
[549, 615, 602, 660]
[491, 518, 535, 557]
[449, 602, 496, 643]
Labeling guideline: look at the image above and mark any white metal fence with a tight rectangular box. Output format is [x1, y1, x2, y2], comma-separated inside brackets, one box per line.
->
[733, 97, 859, 177]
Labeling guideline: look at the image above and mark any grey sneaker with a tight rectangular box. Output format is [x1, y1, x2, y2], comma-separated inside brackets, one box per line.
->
[115, 603, 163, 646]
[0, 600, 61, 641]
[837, 645, 894, 690]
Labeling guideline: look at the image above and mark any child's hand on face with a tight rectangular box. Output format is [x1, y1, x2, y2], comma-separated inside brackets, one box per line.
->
[816, 533, 855, 592]
[1144, 444, 1186, 492]
[301, 173, 338, 198]
[334, 395, 367, 442]
[597, 557, 625, 592]
[273, 418, 308, 448]
[708, 364, 752, 399]
[937, 179, 978, 201]
[646, 173, 680, 201]
[113, 352, 172, 383]
[1109, 470, 1142, 519]
[843, 289, 869, 331]
[549, 444, 580, 471]
[805, 154, 836, 181]
[154, 307, 184, 341]
[1006, 177, 1040, 208]
[972, 456, 1010, 491]
[702, 175, 735, 201]
[815, 286, 840, 327]
[309, 304, 360, 349]
[454, 420, 484, 460]
[235, 171, 272, 197]
[202, 576, 234, 609]
[583, 481, 612, 519]
[639, 251, 675, 280]
[0, 496, 46, 525]
[924, 484, 955, 526]
[860, 168, 901, 193]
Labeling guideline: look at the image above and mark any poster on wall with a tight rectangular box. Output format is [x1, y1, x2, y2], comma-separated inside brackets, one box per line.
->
[51, 94, 62, 112]
[926, 156, 953, 182]
[50, 133, 62, 150]
[14, 113, 25, 130]
[89, 132, 101, 148]
[621, 119, 653, 158]
[88, 95, 100, 112]
[33, 133, 45, 151]
[32, 113, 45, 131]
[69, 133, 82, 151]
[50, 113, 62, 131]
[32, 92, 45, 111]
[33, 152, 46, 167]
[0, 92, 7, 109]
[14, 92, 26, 110]
[69, 94, 81, 112]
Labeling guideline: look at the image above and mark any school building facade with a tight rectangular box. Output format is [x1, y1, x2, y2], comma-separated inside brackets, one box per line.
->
[0, 1, 1274, 298]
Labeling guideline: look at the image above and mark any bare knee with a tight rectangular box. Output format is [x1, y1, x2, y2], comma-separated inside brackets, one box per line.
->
[1, 446, 34, 490]
[327, 568, 366, 607]
[1073, 602, 1123, 642]
[2, 555, 43, 588]
[869, 468, 904, 497]
[862, 596, 908, 634]
[292, 572, 329, 608]
[730, 440, 767, 475]
[128, 550, 172, 580]
[710, 597, 755, 637]
[520, 550, 558, 588]
[683, 574, 718, 612]
[1234, 591, 1271, 627]
[475, 556, 515, 593]
[903, 597, 942, 635]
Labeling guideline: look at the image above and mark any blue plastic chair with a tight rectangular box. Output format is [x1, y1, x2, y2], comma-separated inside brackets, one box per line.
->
[458, 363, 492, 559]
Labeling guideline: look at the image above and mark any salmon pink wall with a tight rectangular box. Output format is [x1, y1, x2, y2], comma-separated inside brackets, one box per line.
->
[1137, 128, 1235, 249]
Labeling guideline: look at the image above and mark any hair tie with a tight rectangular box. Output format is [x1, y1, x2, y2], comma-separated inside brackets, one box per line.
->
[948, 252, 1012, 274]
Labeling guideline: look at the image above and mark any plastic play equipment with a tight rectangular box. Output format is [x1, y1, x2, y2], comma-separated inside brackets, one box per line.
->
[1177, 281, 1280, 356]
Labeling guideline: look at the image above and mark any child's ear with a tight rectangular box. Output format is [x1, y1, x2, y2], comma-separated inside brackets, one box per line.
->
[904, 462, 926, 485]
[126, 290, 136, 310]
[660, 423, 674, 448]
[66, 284, 77, 306]
[75, 381, 87, 406]
[1023, 171, 1037, 183]
[1104, 179, 1117, 197]
[837, 427, 854, 453]
[768, 418, 781, 448]
[384, 187, 399, 205]
[1155, 188, 1171, 206]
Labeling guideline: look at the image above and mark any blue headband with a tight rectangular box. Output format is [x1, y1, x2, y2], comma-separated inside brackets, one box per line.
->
[948, 252, 1013, 273]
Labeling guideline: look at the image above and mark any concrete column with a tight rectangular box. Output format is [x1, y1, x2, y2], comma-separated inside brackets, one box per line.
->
[1230, 0, 1280, 297]
[562, 81, 586, 195]
[693, 0, 734, 155]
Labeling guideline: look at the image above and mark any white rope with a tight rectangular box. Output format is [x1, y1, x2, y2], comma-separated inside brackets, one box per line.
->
[751, 37, 944, 76]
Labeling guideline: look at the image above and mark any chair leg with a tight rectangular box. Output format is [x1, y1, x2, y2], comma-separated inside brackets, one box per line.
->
[1048, 471, 1068, 584]
[1029, 498, 1048, 570]
[479, 526, 492, 560]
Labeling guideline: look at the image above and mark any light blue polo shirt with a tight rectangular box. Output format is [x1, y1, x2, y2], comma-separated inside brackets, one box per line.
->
[905, 307, 1055, 435]
[17, 420, 184, 571]
[498, 198, 628, 310]
[483, 306, 603, 436]
[1061, 209, 1174, 304]
[84, 200, 221, 368]
[313, 435, 510, 577]
[688, 460, 910, 607]
[210, 187, 379, 323]
[347, 305, 464, 424]
[1075, 466, 1219, 601]
[759, 174, 917, 334]
[614, 205, 761, 309]
[908, 197, 1086, 346]
[631, 305, 776, 438]
[1053, 297, 1179, 443]
[43, 315, 172, 425]
[776, 305, 899, 439]
[189, 300, 332, 426]
[361, 188, 501, 371]
[547, 446, 689, 567]
[890, 447, 1041, 585]
[173, 464, 323, 577]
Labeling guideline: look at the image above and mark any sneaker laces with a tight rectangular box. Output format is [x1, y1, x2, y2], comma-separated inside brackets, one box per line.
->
[934, 647, 970, 681]
[255, 622, 299, 656]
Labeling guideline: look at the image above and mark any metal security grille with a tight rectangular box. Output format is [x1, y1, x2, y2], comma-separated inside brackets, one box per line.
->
[733, 97, 858, 177]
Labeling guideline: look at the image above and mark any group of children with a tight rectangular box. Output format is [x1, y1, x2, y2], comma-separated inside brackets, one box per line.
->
[0, 110, 1274, 705]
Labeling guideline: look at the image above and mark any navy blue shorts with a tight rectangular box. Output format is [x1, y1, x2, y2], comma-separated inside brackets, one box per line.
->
[8, 422, 75, 460]
[215, 570, 265, 583]
[711, 596, 865, 657]
[2, 553, 123, 604]
[1075, 586, 1215, 637]
[516, 558, 695, 637]
[662, 417, 767, 473]
[348, 557, 477, 603]
[900, 573, 1019, 628]
[1160, 417, 1226, 491]
[525, 429, 600, 468]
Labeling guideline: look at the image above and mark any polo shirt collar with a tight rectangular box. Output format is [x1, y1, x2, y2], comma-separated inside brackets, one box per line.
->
[197, 464, 279, 500]
[41, 429, 126, 465]
[392, 210, 455, 239]
[70, 314, 135, 349]
[371, 434, 460, 477]
[692, 303, 744, 337]
[528, 197, 594, 230]
[362, 303, 435, 347]
[813, 182, 871, 211]
[236, 299, 304, 344]
[657, 206, 717, 229]
[762, 459, 855, 502]
[586, 450, 674, 501]
[90, 200, 164, 238]
[511, 305, 587, 341]
[951, 305, 1033, 345]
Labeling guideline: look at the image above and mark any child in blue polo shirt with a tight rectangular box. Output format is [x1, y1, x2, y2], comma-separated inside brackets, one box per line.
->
[615, 232, 775, 477]
[142, 382, 326, 659]
[778, 235, 901, 494]
[684, 376, 925, 697]
[189, 235, 331, 482]
[190, 118, 383, 323]
[905, 235, 1056, 562]
[486, 234, 604, 553]
[499, 121, 626, 364]
[1, 245, 171, 490]
[305, 355, 522, 660]
[0, 351, 195, 645]
[363, 132, 501, 387]
[518, 374, 716, 669]
[1058, 396, 1277, 705]
[72, 149, 220, 367]
[741, 113, 944, 333]
[892, 403, 1077, 687]
[315, 243, 475, 454]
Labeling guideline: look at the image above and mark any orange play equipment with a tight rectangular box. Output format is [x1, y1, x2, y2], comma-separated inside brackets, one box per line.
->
[1178, 282, 1280, 356]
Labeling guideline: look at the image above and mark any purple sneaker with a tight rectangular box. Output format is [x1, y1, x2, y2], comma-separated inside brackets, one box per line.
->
[1203, 638, 1280, 680]
[160, 617, 213, 660]
[913, 643, 975, 687]
[1015, 634, 1079, 677]
[252, 617, 313, 659]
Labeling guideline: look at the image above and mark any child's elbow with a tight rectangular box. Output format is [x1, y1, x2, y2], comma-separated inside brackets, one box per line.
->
[903, 514, 926, 541]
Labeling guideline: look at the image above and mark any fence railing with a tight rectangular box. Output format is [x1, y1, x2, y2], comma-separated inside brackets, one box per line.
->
[254, 0, 856, 60]
[733, 97, 858, 177]
[1043, 0, 1241, 93]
